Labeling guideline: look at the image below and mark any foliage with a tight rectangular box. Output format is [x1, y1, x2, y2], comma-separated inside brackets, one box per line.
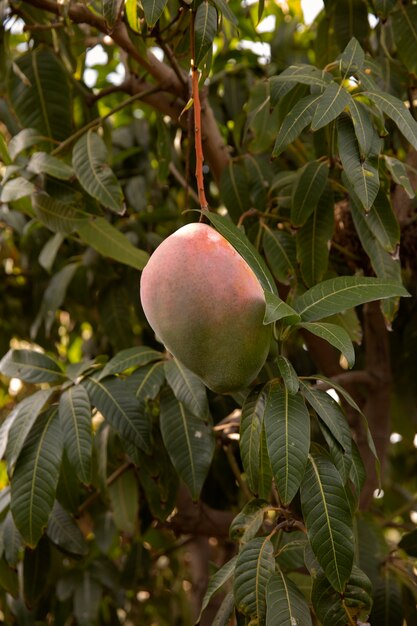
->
[1, 0, 417, 624]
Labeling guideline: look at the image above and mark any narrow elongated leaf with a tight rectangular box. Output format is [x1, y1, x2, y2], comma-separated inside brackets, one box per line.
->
[1, 177, 35, 202]
[204, 211, 277, 294]
[164, 358, 208, 419]
[391, 5, 417, 75]
[76, 217, 149, 270]
[212, 591, 235, 626]
[369, 570, 404, 626]
[198, 556, 238, 621]
[291, 160, 329, 227]
[159, 389, 214, 500]
[3, 511, 23, 567]
[8, 48, 72, 141]
[240, 387, 267, 495]
[0, 349, 65, 384]
[230, 499, 270, 544]
[333, 0, 369, 49]
[266, 569, 313, 626]
[6, 388, 53, 471]
[338, 114, 379, 210]
[234, 536, 275, 620]
[219, 160, 250, 221]
[59, 386, 92, 484]
[276, 355, 299, 394]
[39, 233, 64, 272]
[28, 152, 74, 180]
[142, 0, 168, 27]
[300, 453, 354, 591]
[312, 566, 372, 626]
[384, 155, 415, 199]
[102, 0, 123, 26]
[339, 37, 365, 74]
[8, 128, 46, 160]
[131, 361, 166, 403]
[46, 501, 88, 556]
[348, 99, 378, 158]
[11, 408, 63, 548]
[311, 82, 352, 131]
[262, 225, 296, 285]
[298, 322, 355, 368]
[194, 2, 217, 67]
[72, 130, 124, 213]
[363, 190, 400, 253]
[84, 376, 151, 453]
[108, 468, 139, 534]
[99, 346, 163, 379]
[273, 94, 321, 156]
[350, 440, 366, 499]
[363, 90, 417, 151]
[270, 65, 332, 105]
[264, 291, 300, 325]
[294, 276, 409, 322]
[264, 385, 310, 505]
[32, 192, 87, 235]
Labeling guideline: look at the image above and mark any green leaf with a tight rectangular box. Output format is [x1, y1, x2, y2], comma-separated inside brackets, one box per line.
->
[374, 0, 396, 18]
[275, 355, 299, 394]
[0, 349, 65, 384]
[294, 276, 409, 322]
[369, 570, 403, 626]
[76, 217, 149, 270]
[102, 0, 123, 26]
[3, 511, 23, 567]
[59, 385, 92, 485]
[263, 291, 300, 325]
[74, 571, 102, 626]
[338, 113, 380, 210]
[311, 82, 352, 131]
[39, 233, 65, 272]
[296, 186, 334, 287]
[11, 408, 63, 548]
[266, 569, 313, 626]
[125, 0, 141, 32]
[312, 565, 372, 626]
[233, 536, 275, 620]
[363, 90, 417, 151]
[27, 152, 74, 180]
[8, 48, 72, 142]
[6, 388, 54, 471]
[98, 346, 163, 379]
[333, 0, 369, 49]
[8, 128, 46, 160]
[84, 376, 151, 453]
[72, 130, 124, 213]
[204, 211, 277, 294]
[131, 362, 166, 403]
[159, 388, 214, 501]
[362, 190, 400, 253]
[298, 322, 355, 368]
[264, 385, 310, 505]
[384, 155, 415, 199]
[198, 556, 238, 621]
[273, 94, 321, 156]
[164, 358, 209, 419]
[349, 440, 366, 498]
[262, 225, 296, 285]
[32, 192, 88, 235]
[212, 591, 235, 626]
[339, 37, 365, 75]
[0, 558, 19, 597]
[240, 387, 267, 496]
[270, 65, 332, 105]
[348, 99, 379, 158]
[142, 0, 168, 27]
[229, 499, 270, 544]
[219, 160, 250, 221]
[291, 160, 329, 227]
[300, 453, 354, 591]
[211, 0, 238, 25]
[194, 2, 217, 67]
[391, 5, 417, 76]
[1, 177, 35, 202]
[108, 468, 139, 535]
[46, 501, 88, 556]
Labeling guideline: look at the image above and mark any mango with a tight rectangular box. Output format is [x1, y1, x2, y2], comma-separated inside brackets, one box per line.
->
[140, 222, 272, 393]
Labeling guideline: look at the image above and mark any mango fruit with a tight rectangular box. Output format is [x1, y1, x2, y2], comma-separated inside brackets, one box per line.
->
[140, 222, 272, 393]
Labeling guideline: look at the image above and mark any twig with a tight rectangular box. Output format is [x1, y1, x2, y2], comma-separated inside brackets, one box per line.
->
[223, 444, 252, 502]
[77, 460, 133, 514]
[169, 162, 200, 205]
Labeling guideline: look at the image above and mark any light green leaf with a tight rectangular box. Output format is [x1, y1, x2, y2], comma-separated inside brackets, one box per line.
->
[270, 65, 332, 105]
[312, 566, 372, 626]
[141, 0, 168, 28]
[266, 569, 313, 626]
[72, 130, 124, 213]
[391, 5, 417, 76]
[59, 385, 92, 484]
[300, 453, 354, 592]
[1, 177, 35, 202]
[84, 376, 151, 453]
[8, 129, 46, 160]
[293, 276, 409, 322]
[159, 388, 214, 501]
[39, 233, 65, 272]
[233, 535, 275, 620]
[46, 501, 88, 556]
[264, 291, 300, 325]
[262, 225, 296, 285]
[164, 358, 208, 419]
[264, 384, 310, 505]
[11, 408, 63, 548]
[298, 322, 355, 368]
[273, 94, 321, 156]
[229, 499, 270, 544]
[198, 556, 238, 621]
[204, 211, 277, 294]
[125, 0, 141, 32]
[240, 387, 267, 496]
[338, 114, 379, 210]
[27, 152, 74, 180]
[275, 355, 299, 394]
[311, 82, 352, 131]
[363, 90, 417, 151]
[76, 217, 149, 270]
[32, 192, 87, 235]
[98, 346, 163, 379]
[384, 155, 415, 199]
[0, 348, 66, 384]
[108, 468, 139, 534]
[291, 160, 329, 227]
[194, 2, 218, 67]
[339, 37, 365, 75]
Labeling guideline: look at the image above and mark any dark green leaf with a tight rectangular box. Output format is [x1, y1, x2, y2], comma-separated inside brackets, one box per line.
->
[99, 346, 162, 379]
[339, 37, 365, 74]
[233, 536, 275, 620]
[198, 556, 237, 621]
[369, 570, 403, 626]
[273, 94, 321, 156]
[399, 528, 417, 557]
[211, 0, 238, 25]
[298, 322, 355, 368]
[384, 155, 415, 199]
[131, 361, 166, 403]
[240, 387, 267, 496]
[23, 537, 51, 606]
[276, 355, 299, 394]
[219, 160, 250, 221]
[3, 511, 23, 567]
[59, 385, 92, 484]
[266, 569, 313, 626]
[32, 192, 87, 235]
[108, 468, 139, 535]
[349, 440, 366, 498]
[74, 571, 102, 626]
[0, 558, 18, 597]
[212, 591, 235, 626]
[164, 358, 209, 419]
[102, 0, 124, 26]
[348, 99, 379, 158]
[229, 499, 270, 544]
[262, 225, 296, 285]
[374, 0, 396, 18]
[264, 291, 300, 325]
[311, 82, 352, 131]
[0, 349, 65, 384]
[28, 152, 74, 180]
[46, 501, 88, 556]
[291, 160, 329, 227]
[194, 2, 218, 67]
[391, 5, 417, 76]
[142, 0, 168, 27]
[333, 0, 369, 49]
[363, 90, 417, 151]
[270, 65, 332, 105]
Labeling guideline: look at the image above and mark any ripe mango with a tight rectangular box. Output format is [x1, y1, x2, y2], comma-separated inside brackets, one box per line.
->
[140, 223, 272, 393]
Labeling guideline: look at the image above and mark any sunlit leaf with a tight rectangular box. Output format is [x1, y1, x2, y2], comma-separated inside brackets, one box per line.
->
[1, 177, 35, 202]
[270, 65, 332, 105]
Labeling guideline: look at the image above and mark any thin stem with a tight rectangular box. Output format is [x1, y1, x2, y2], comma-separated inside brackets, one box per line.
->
[78, 460, 133, 514]
[223, 444, 252, 502]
